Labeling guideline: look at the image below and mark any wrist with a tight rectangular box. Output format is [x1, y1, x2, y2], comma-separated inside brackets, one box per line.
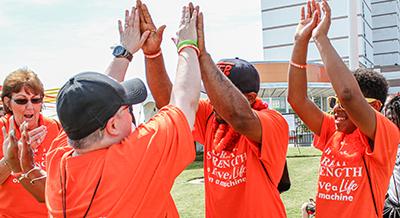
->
[144, 49, 162, 59]
[313, 34, 329, 43]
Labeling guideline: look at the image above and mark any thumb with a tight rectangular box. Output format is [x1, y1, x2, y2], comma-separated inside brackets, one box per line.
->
[156, 25, 166, 40]
[139, 30, 151, 47]
[171, 37, 178, 46]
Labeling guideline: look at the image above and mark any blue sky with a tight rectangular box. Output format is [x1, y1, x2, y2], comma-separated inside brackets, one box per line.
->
[0, 0, 263, 89]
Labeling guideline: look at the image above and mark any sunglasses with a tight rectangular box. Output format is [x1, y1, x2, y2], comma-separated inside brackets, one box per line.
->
[327, 96, 382, 109]
[12, 98, 43, 105]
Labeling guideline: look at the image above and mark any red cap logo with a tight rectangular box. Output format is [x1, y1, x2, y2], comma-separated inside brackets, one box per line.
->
[216, 62, 235, 76]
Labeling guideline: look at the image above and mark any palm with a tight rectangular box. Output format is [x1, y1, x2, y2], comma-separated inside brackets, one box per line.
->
[142, 29, 161, 54]
[295, 18, 313, 41]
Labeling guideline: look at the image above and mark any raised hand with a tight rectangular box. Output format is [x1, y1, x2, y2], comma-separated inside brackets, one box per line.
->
[118, 6, 150, 54]
[136, 0, 166, 55]
[28, 125, 47, 149]
[175, 5, 198, 46]
[312, 0, 331, 40]
[294, 0, 320, 43]
[2, 117, 22, 173]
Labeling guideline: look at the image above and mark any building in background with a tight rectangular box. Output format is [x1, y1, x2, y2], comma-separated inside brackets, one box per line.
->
[260, 0, 400, 112]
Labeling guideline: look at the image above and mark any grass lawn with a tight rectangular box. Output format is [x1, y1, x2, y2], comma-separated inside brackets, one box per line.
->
[171, 147, 321, 218]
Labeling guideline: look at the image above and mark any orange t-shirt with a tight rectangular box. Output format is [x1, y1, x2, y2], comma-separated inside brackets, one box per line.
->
[45, 105, 195, 218]
[193, 99, 289, 218]
[0, 114, 61, 218]
[313, 111, 400, 218]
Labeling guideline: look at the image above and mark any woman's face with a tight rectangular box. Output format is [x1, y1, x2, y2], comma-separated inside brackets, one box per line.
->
[5, 87, 43, 130]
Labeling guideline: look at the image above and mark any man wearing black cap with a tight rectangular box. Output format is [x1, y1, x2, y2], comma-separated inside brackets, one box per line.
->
[43, 6, 201, 217]
[135, 3, 289, 217]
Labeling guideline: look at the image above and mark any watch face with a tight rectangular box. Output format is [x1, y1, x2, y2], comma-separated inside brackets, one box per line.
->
[113, 46, 125, 56]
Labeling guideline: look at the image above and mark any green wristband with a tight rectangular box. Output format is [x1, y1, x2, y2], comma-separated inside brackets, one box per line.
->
[177, 40, 198, 50]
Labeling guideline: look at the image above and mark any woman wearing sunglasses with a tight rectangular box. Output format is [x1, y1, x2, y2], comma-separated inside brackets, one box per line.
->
[288, 0, 399, 217]
[0, 69, 61, 217]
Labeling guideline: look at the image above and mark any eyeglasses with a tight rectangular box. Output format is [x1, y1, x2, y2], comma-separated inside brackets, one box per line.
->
[327, 96, 382, 109]
[12, 98, 43, 105]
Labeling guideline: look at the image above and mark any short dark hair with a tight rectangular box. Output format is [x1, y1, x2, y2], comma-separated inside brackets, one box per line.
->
[384, 95, 400, 128]
[353, 68, 388, 110]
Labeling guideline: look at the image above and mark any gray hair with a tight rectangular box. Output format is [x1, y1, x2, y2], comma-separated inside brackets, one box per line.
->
[68, 128, 105, 149]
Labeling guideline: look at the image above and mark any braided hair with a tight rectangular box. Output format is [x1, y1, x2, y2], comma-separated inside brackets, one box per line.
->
[384, 94, 400, 128]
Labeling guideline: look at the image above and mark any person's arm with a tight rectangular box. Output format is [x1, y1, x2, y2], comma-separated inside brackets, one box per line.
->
[137, 0, 172, 109]
[196, 12, 261, 142]
[3, 120, 46, 202]
[169, 6, 201, 129]
[287, 0, 324, 135]
[313, 0, 377, 141]
[106, 6, 149, 82]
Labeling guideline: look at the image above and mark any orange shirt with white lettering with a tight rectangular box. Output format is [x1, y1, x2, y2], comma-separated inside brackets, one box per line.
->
[45, 105, 195, 217]
[313, 111, 400, 218]
[193, 99, 289, 218]
[0, 114, 61, 218]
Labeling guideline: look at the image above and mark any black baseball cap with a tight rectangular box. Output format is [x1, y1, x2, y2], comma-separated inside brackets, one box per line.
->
[216, 58, 260, 93]
[56, 72, 147, 140]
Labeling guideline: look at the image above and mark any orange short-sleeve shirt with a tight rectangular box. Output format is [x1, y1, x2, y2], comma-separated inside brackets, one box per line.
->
[193, 99, 289, 218]
[313, 111, 400, 218]
[0, 114, 61, 218]
[45, 105, 195, 217]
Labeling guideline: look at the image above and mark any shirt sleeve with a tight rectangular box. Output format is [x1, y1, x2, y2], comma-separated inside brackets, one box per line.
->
[255, 109, 289, 185]
[313, 113, 336, 151]
[364, 111, 400, 166]
[192, 99, 213, 145]
[123, 105, 196, 184]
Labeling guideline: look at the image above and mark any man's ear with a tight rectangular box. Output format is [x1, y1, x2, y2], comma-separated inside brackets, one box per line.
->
[244, 92, 257, 105]
[371, 101, 383, 112]
[104, 116, 119, 136]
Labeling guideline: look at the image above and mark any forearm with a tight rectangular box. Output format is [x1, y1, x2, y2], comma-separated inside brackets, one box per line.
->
[314, 36, 362, 100]
[0, 158, 11, 185]
[288, 42, 309, 105]
[145, 55, 173, 109]
[19, 169, 46, 203]
[170, 48, 201, 129]
[199, 53, 253, 125]
[105, 58, 130, 82]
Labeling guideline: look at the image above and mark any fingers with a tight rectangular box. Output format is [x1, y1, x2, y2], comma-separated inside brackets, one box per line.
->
[142, 4, 155, 27]
[125, 9, 130, 28]
[134, 8, 140, 30]
[28, 125, 47, 145]
[180, 6, 186, 26]
[197, 12, 205, 50]
[184, 6, 190, 24]
[128, 7, 136, 27]
[191, 9, 198, 25]
[300, 6, 305, 20]
[189, 2, 194, 16]
[321, 0, 331, 18]
[315, 1, 321, 23]
[118, 20, 123, 35]
[311, 0, 316, 14]
[307, 1, 312, 18]
[2, 126, 8, 153]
